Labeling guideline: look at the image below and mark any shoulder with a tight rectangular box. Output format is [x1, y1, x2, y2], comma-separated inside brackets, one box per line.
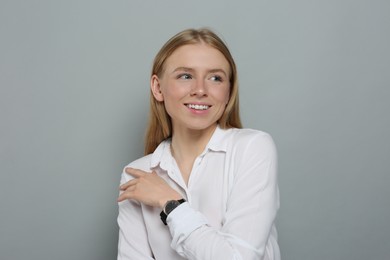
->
[124, 154, 153, 171]
[119, 139, 171, 183]
[227, 128, 275, 146]
[120, 154, 153, 184]
[227, 128, 271, 139]
[224, 128, 277, 158]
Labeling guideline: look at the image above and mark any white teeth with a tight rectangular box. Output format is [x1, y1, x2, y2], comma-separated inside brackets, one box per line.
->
[187, 104, 209, 110]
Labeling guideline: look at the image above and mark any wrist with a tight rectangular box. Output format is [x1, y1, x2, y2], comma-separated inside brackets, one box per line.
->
[159, 194, 183, 209]
[160, 198, 186, 225]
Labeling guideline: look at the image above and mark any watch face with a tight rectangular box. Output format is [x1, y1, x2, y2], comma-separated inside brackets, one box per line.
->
[164, 200, 181, 215]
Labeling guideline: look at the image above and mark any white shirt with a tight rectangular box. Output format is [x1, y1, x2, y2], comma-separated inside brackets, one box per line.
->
[117, 127, 280, 260]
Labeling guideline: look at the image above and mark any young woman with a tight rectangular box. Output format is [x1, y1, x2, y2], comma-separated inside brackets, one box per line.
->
[117, 28, 280, 260]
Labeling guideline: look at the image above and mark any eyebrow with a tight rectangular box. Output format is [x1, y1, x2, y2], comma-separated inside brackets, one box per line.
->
[172, 67, 228, 77]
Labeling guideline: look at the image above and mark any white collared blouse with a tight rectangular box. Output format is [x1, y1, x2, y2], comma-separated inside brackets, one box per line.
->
[117, 126, 280, 260]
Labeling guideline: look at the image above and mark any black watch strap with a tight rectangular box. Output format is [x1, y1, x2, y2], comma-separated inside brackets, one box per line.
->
[160, 199, 185, 225]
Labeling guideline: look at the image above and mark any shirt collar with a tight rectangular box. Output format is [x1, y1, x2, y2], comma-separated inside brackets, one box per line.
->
[205, 125, 229, 153]
[150, 139, 172, 170]
[150, 125, 231, 170]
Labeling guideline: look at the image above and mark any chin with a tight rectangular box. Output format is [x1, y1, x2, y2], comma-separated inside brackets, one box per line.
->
[185, 122, 218, 131]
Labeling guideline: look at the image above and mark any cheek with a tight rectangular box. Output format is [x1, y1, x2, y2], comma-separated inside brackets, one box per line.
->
[161, 85, 186, 112]
[224, 89, 230, 104]
[163, 82, 189, 100]
[215, 86, 230, 105]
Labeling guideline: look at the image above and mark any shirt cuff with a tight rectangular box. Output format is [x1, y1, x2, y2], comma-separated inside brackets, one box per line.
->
[167, 202, 209, 249]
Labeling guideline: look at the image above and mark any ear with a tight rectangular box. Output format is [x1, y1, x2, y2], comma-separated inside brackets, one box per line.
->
[150, 75, 164, 102]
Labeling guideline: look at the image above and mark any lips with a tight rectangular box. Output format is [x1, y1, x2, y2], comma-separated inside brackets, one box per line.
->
[185, 103, 211, 110]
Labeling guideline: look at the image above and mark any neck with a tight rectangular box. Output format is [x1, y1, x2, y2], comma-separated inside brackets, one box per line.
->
[171, 124, 217, 162]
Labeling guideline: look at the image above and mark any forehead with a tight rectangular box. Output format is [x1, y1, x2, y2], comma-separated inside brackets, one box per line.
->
[164, 43, 230, 73]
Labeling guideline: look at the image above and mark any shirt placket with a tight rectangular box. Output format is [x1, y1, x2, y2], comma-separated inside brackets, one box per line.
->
[167, 150, 208, 205]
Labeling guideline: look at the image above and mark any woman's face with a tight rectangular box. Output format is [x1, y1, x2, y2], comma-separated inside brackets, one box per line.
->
[151, 43, 231, 133]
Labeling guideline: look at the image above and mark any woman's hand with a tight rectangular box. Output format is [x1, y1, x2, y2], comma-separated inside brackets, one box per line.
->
[117, 167, 182, 209]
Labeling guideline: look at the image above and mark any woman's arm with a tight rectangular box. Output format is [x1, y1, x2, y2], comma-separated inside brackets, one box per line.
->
[117, 172, 155, 260]
[167, 133, 280, 260]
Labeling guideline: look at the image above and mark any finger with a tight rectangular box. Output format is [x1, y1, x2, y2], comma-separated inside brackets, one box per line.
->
[117, 192, 129, 202]
[119, 179, 138, 190]
[125, 167, 146, 178]
[117, 187, 136, 202]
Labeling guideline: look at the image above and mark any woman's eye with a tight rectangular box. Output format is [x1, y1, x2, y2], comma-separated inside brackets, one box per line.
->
[178, 73, 192, 80]
[210, 75, 223, 82]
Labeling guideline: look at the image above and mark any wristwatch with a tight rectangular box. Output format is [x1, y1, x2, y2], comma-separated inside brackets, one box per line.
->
[160, 199, 186, 225]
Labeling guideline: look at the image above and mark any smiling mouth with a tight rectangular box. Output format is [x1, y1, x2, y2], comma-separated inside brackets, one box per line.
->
[186, 104, 210, 110]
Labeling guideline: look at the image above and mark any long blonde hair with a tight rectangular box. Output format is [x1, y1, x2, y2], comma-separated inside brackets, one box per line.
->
[144, 28, 242, 155]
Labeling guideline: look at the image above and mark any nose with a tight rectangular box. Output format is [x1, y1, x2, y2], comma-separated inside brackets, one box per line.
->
[190, 79, 208, 97]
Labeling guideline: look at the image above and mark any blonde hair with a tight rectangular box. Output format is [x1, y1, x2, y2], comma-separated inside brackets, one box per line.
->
[144, 28, 242, 155]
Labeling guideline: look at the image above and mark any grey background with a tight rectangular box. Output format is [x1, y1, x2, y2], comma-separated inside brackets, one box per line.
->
[1, 0, 389, 259]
